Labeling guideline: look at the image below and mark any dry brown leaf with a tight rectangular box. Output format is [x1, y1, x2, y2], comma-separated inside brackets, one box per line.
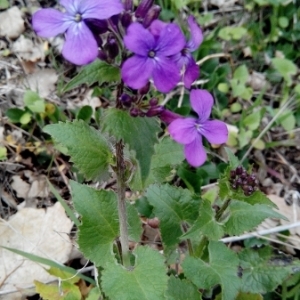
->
[0, 202, 73, 299]
[0, 7, 25, 39]
[23, 69, 58, 98]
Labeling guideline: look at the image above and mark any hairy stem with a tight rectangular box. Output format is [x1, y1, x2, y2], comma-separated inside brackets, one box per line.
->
[215, 199, 231, 222]
[116, 140, 131, 267]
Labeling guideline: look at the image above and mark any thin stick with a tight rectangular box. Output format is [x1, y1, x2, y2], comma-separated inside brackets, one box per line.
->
[220, 221, 300, 243]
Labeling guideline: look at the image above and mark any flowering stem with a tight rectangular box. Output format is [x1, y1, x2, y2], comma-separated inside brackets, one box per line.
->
[115, 140, 131, 267]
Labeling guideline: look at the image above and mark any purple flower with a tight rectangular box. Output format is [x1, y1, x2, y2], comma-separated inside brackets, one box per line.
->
[121, 21, 185, 93]
[168, 89, 228, 167]
[172, 16, 203, 88]
[32, 0, 123, 65]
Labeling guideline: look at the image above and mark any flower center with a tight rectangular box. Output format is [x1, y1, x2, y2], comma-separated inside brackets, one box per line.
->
[148, 50, 156, 58]
[181, 48, 189, 56]
[195, 122, 202, 132]
[74, 14, 82, 22]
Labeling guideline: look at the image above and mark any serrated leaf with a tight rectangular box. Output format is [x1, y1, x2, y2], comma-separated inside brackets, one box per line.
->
[166, 276, 202, 300]
[236, 292, 263, 300]
[183, 241, 241, 300]
[239, 249, 290, 293]
[86, 287, 102, 300]
[71, 181, 141, 266]
[130, 137, 184, 190]
[63, 60, 120, 92]
[145, 184, 200, 253]
[224, 201, 285, 235]
[35, 280, 81, 300]
[102, 246, 168, 300]
[103, 108, 160, 184]
[183, 199, 224, 240]
[224, 147, 239, 169]
[44, 120, 112, 180]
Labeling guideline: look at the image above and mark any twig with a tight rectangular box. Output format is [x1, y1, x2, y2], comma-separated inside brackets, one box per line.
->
[220, 221, 300, 243]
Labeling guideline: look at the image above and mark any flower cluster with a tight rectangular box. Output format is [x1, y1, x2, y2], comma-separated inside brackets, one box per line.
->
[230, 166, 259, 196]
[32, 0, 228, 168]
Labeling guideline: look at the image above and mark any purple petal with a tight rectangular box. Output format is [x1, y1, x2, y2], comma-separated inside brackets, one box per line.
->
[149, 19, 167, 38]
[159, 109, 183, 124]
[79, 0, 123, 19]
[32, 9, 70, 38]
[190, 89, 214, 122]
[200, 120, 228, 144]
[184, 136, 207, 167]
[152, 57, 181, 93]
[156, 23, 185, 56]
[124, 23, 154, 55]
[121, 56, 153, 89]
[186, 16, 203, 51]
[62, 22, 98, 65]
[168, 118, 198, 144]
[183, 58, 199, 88]
[60, 0, 80, 14]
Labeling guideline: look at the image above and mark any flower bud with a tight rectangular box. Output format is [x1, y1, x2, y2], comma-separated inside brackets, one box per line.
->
[105, 34, 119, 59]
[138, 82, 150, 95]
[236, 166, 243, 175]
[130, 107, 139, 117]
[149, 98, 158, 106]
[146, 105, 164, 117]
[85, 19, 108, 35]
[135, 0, 154, 18]
[98, 50, 108, 61]
[143, 5, 161, 28]
[121, 11, 132, 28]
[124, 0, 133, 11]
[120, 94, 132, 107]
[230, 170, 236, 179]
[159, 109, 183, 124]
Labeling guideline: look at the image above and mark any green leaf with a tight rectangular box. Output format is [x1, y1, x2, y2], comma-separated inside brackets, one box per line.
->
[0, 0, 9, 9]
[103, 108, 160, 183]
[130, 137, 184, 190]
[239, 249, 290, 293]
[63, 60, 120, 92]
[76, 105, 93, 122]
[0, 146, 7, 161]
[44, 120, 112, 180]
[24, 90, 45, 113]
[218, 26, 247, 41]
[145, 184, 200, 253]
[71, 181, 141, 266]
[183, 241, 241, 300]
[6, 108, 26, 123]
[224, 147, 240, 169]
[277, 108, 296, 131]
[86, 287, 102, 300]
[2, 246, 94, 284]
[243, 110, 261, 130]
[102, 246, 168, 300]
[272, 58, 297, 86]
[183, 199, 224, 240]
[236, 292, 263, 300]
[233, 65, 249, 85]
[35, 280, 81, 300]
[166, 276, 202, 300]
[224, 201, 285, 235]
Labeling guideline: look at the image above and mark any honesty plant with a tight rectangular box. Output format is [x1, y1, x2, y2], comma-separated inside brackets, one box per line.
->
[31, 1, 294, 299]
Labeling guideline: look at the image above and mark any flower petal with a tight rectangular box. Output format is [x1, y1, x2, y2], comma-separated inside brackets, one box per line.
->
[32, 9, 69, 37]
[156, 23, 185, 56]
[124, 23, 154, 55]
[183, 58, 199, 88]
[168, 118, 198, 144]
[79, 0, 123, 19]
[190, 89, 214, 122]
[152, 57, 180, 93]
[60, 0, 81, 14]
[149, 19, 167, 38]
[184, 136, 207, 167]
[186, 15, 203, 51]
[62, 22, 98, 65]
[122, 56, 153, 89]
[200, 120, 228, 144]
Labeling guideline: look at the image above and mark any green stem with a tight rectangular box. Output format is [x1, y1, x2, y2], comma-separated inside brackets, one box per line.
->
[182, 223, 194, 256]
[215, 199, 231, 221]
[115, 140, 131, 267]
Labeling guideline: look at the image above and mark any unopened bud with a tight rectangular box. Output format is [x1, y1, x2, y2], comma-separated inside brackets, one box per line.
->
[121, 11, 132, 28]
[135, 0, 154, 18]
[149, 98, 158, 106]
[146, 105, 164, 117]
[120, 94, 132, 107]
[124, 0, 133, 11]
[130, 107, 139, 117]
[143, 5, 161, 28]
[105, 34, 119, 59]
[138, 82, 151, 95]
